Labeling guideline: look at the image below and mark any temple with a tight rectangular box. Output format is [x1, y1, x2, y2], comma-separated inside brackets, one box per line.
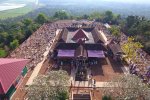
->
[52, 27, 107, 81]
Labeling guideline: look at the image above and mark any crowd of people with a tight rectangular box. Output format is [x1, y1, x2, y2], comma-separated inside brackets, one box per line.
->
[115, 28, 150, 84]
[9, 20, 72, 70]
[7, 20, 150, 84]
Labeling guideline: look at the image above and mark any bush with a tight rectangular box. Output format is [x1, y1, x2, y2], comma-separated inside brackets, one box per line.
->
[102, 95, 112, 100]
[0, 49, 7, 58]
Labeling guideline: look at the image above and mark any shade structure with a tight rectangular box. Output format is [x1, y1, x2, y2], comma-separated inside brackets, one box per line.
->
[58, 50, 75, 57]
[88, 50, 105, 58]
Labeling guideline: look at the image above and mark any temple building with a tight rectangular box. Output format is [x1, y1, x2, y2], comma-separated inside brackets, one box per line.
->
[0, 59, 29, 99]
[52, 27, 107, 81]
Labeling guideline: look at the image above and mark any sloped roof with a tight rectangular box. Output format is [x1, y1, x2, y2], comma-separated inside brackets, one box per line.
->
[0, 58, 29, 94]
[55, 43, 80, 50]
[83, 44, 107, 51]
[72, 29, 89, 42]
[108, 44, 123, 55]
[91, 28, 105, 43]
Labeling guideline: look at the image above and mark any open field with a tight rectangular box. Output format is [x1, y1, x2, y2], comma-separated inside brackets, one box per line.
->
[0, 5, 33, 19]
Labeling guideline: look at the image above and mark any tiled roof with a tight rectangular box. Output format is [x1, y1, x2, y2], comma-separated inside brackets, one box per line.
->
[72, 29, 89, 42]
[108, 44, 123, 55]
[0, 58, 29, 94]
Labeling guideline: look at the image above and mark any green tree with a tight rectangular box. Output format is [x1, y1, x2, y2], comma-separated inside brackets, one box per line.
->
[22, 18, 33, 26]
[0, 32, 9, 44]
[103, 11, 113, 23]
[35, 13, 48, 24]
[27, 70, 70, 100]
[109, 26, 120, 38]
[53, 11, 69, 20]
[89, 12, 104, 21]
[10, 39, 19, 50]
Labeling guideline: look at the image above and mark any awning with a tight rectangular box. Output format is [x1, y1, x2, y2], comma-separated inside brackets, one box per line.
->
[57, 50, 75, 57]
[88, 50, 105, 58]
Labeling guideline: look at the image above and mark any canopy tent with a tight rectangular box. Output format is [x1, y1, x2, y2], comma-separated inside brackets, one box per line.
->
[57, 50, 75, 57]
[88, 50, 105, 58]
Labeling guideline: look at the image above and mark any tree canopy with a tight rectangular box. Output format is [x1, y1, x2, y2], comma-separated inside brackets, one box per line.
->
[53, 11, 69, 20]
[103, 74, 150, 100]
[121, 37, 143, 62]
[122, 16, 150, 54]
[35, 13, 48, 24]
[0, 13, 44, 57]
[27, 70, 70, 100]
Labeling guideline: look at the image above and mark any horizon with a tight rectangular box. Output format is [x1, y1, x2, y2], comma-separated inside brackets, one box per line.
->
[2, 0, 150, 4]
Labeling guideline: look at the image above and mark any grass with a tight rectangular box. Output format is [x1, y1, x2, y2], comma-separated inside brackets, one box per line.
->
[0, 49, 7, 58]
[0, 5, 34, 19]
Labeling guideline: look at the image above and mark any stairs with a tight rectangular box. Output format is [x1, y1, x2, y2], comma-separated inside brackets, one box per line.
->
[73, 94, 91, 100]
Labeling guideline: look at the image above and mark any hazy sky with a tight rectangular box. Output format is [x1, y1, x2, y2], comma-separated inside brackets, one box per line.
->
[103, 0, 150, 4]
[15, 0, 150, 5]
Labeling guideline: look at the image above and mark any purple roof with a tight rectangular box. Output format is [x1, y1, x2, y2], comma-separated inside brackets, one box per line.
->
[88, 50, 105, 58]
[58, 50, 75, 57]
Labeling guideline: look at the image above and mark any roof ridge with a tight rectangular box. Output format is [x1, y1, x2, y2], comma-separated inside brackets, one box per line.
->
[0, 59, 29, 67]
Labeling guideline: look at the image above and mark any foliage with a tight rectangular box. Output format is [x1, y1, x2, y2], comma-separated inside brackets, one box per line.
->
[102, 95, 112, 100]
[103, 74, 150, 100]
[88, 12, 104, 21]
[103, 11, 113, 23]
[53, 11, 69, 20]
[35, 13, 48, 24]
[87, 11, 120, 24]
[121, 37, 143, 62]
[10, 39, 19, 50]
[0, 13, 44, 57]
[109, 26, 121, 39]
[27, 70, 70, 100]
[122, 16, 150, 54]
[0, 49, 7, 57]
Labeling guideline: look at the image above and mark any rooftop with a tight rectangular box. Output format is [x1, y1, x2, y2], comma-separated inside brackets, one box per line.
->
[0, 58, 29, 94]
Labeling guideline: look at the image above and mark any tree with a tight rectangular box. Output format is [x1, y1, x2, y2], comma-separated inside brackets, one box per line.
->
[22, 19, 33, 26]
[53, 11, 69, 20]
[121, 37, 143, 62]
[82, 14, 89, 19]
[109, 26, 121, 40]
[103, 74, 150, 100]
[27, 70, 70, 100]
[35, 13, 48, 24]
[89, 12, 104, 21]
[10, 39, 19, 50]
[103, 11, 113, 23]
[0, 32, 9, 44]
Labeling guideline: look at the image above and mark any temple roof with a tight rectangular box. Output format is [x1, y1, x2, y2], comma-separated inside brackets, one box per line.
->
[72, 29, 89, 42]
[75, 45, 87, 58]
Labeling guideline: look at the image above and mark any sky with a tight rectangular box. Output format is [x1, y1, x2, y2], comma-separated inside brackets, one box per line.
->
[2, 0, 150, 5]
[103, 0, 150, 4]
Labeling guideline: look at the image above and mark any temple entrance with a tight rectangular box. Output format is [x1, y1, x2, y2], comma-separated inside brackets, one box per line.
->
[75, 58, 87, 81]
